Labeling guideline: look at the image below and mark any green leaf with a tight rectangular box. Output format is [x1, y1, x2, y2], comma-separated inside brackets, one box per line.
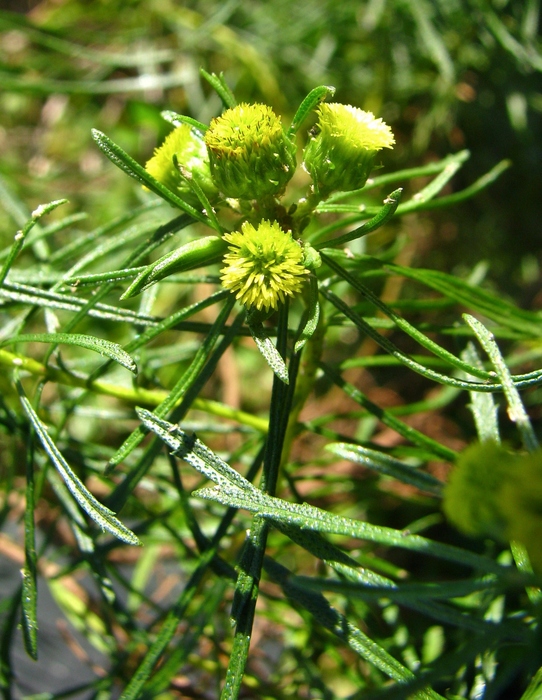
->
[326, 443, 444, 495]
[106, 296, 237, 471]
[0, 199, 67, 286]
[21, 441, 38, 660]
[464, 314, 539, 452]
[320, 363, 457, 461]
[264, 558, 444, 699]
[121, 236, 227, 299]
[321, 287, 542, 393]
[0, 333, 137, 373]
[136, 408, 253, 493]
[321, 252, 493, 380]
[288, 84, 336, 138]
[325, 151, 471, 202]
[200, 68, 237, 108]
[195, 486, 504, 573]
[387, 262, 542, 338]
[173, 153, 223, 232]
[519, 666, 542, 700]
[0, 280, 159, 327]
[314, 189, 402, 249]
[91, 129, 209, 224]
[294, 276, 320, 353]
[17, 381, 140, 546]
[136, 411, 502, 573]
[248, 319, 289, 384]
[462, 342, 500, 443]
[160, 110, 208, 133]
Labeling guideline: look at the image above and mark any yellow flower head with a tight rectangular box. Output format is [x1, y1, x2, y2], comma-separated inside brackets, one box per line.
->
[220, 220, 308, 311]
[303, 103, 395, 196]
[145, 125, 217, 203]
[204, 104, 296, 200]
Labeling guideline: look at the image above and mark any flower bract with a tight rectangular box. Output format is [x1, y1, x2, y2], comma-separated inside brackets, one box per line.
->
[220, 220, 308, 311]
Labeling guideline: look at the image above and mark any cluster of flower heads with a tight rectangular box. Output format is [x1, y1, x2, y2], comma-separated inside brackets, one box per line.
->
[145, 99, 395, 312]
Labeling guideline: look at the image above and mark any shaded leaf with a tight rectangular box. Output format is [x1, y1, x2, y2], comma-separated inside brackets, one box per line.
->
[1, 333, 137, 373]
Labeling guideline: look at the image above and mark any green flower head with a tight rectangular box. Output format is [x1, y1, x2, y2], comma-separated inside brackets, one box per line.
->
[204, 104, 296, 200]
[303, 103, 395, 196]
[443, 441, 542, 573]
[145, 124, 218, 203]
[220, 220, 309, 311]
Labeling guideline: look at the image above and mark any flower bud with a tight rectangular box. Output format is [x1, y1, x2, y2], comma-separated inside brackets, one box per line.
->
[303, 103, 395, 196]
[220, 220, 308, 311]
[204, 104, 296, 200]
[443, 441, 542, 573]
[145, 125, 218, 203]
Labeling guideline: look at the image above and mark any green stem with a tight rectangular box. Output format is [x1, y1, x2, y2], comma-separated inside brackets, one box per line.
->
[0, 348, 267, 433]
[293, 189, 324, 223]
[280, 306, 325, 466]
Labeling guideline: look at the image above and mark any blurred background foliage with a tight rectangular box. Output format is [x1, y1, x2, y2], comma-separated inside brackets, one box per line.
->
[0, 0, 541, 299]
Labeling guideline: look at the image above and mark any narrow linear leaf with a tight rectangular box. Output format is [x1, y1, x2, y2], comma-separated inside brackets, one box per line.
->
[394, 159, 511, 215]
[121, 235, 227, 299]
[324, 150, 470, 201]
[288, 84, 336, 137]
[200, 68, 237, 108]
[17, 382, 140, 545]
[462, 342, 501, 443]
[0, 280, 160, 327]
[314, 189, 402, 249]
[91, 129, 209, 225]
[1, 333, 137, 373]
[173, 155, 223, 232]
[136, 412, 498, 572]
[264, 557, 444, 699]
[464, 314, 539, 452]
[326, 443, 444, 495]
[248, 320, 289, 384]
[136, 408, 255, 494]
[322, 252, 494, 380]
[320, 362, 457, 461]
[388, 262, 542, 338]
[21, 438, 38, 660]
[321, 288, 538, 393]
[194, 487, 505, 573]
[0, 199, 67, 285]
[160, 110, 208, 133]
[295, 276, 320, 353]
[292, 574, 499, 603]
[47, 200, 162, 265]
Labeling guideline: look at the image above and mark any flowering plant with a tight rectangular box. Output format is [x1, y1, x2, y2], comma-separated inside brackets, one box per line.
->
[127, 82, 400, 350]
[11, 70, 533, 698]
